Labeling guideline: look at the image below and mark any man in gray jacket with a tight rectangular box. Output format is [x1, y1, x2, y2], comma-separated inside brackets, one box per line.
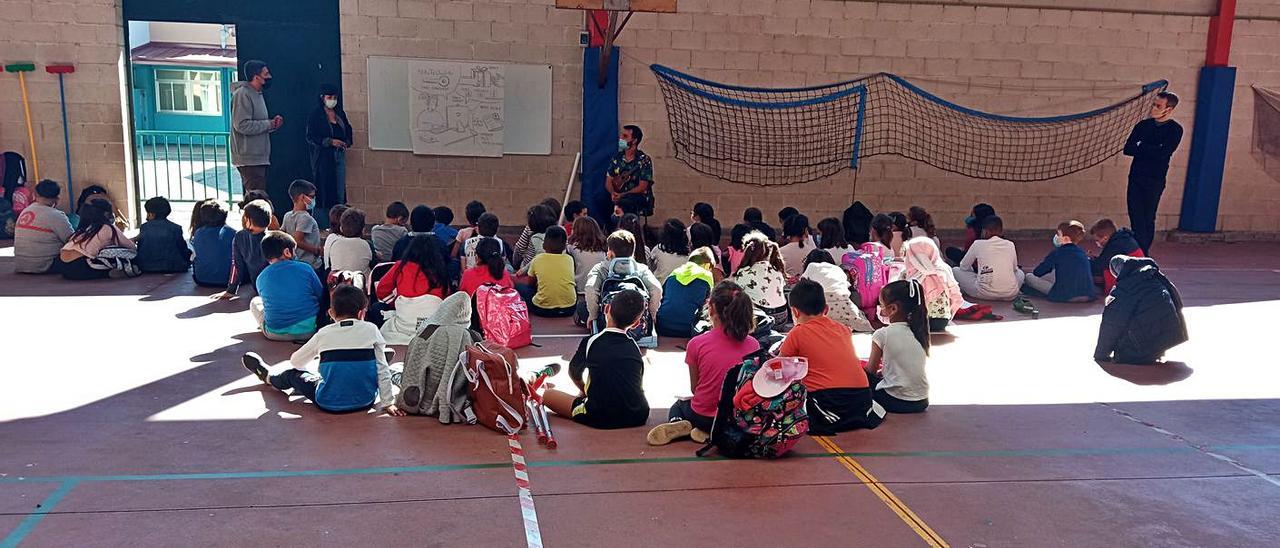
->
[231, 59, 282, 192]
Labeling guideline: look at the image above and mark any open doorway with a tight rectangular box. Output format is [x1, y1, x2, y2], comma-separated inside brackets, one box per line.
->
[126, 20, 242, 225]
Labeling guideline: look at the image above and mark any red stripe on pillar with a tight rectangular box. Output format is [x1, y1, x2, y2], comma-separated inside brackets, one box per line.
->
[1205, 0, 1237, 67]
[588, 10, 610, 48]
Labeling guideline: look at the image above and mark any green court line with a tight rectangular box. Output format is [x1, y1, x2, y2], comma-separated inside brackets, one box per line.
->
[0, 480, 78, 548]
[3, 443, 1276, 486]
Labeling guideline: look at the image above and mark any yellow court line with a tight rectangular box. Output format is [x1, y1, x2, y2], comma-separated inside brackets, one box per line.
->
[814, 436, 949, 548]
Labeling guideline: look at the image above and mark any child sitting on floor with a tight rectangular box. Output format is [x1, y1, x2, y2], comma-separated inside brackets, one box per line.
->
[648, 280, 760, 445]
[372, 201, 409, 262]
[544, 289, 651, 429]
[191, 200, 236, 287]
[453, 200, 486, 259]
[432, 206, 459, 250]
[459, 237, 514, 296]
[135, 196, 191, 274]
[241, 284, 404, 415]
[1094, 255, 1187, 364]
[732, 231, 789, 328]
[57, 198, 139, 280]
[562, 200, 588, 236]
[391, 205, 436, 261]
[779, 214, 815, 279]
[888, 211, 911, 257]
[864, 280, 931, 414]
[377, 234, 449, 344]
[725, 223, 752, 274]
[656, 247, 716, 338]
[954, 215, 1023, 301]
[239, 190, 281, 230]
[515, 202, 559, 271]
[816, 217, 856, 264]
[800, 249, 873, 333]
[526, 225, 577, 317]
[251, 231, 324, 341]
[907, 206, 941, 251]
[461, 212, 510, 271]
[324, 207, 375, 278]
[281, 180, 325, 273]
[901, 237, 963, 332]
[1025, 221, 1097, 303]
[649, 218, 691, 281]
[568, 216, 608, 325]
[583, 230, 663, 329]
[867, 213, 896, 258]
[1089, 218, 1143, 295]
[688, 223, 724, 283]
[215, 199, 273, 299]
[778, 279, 886, 435]
[325, 204, 349, 244]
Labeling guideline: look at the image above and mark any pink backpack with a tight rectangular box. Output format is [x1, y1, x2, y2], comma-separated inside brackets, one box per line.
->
[474, 284, 533, 349]
[843, 242, 890, 313]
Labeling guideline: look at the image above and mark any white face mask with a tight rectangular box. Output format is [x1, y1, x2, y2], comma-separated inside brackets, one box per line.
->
[876, 307, 892, 325]
[324, 98, 338, 109]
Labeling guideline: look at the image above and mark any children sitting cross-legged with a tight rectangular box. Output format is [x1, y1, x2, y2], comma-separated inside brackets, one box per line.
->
[525, 225, 577, 317]
[324, 207, 375, 278]
[953, 215, 1023, 301]
[732, 231, 789, 328]
[391, 205, 437, 261]
[372, 201, 409, 262]
[1089, 218, 1143, 295]
[453, 200, 486, 259]
[800, 249, 873, 333]
[281, 179, 325, 273]
[57, 198, 139, 280]
[688, 223, 724, 283]
[376, 234, 448, 345]
[251, 231, 324, 341]
[14, 179, 73, 275]
[583, 230, 663, 330]
[1094, 255, 1187, 364]
[568, 216, 608, 325]
[648, 218, 690, 281]
[901, 237, 964, 332]
[241, 285, 404, 416]
[190, 200, 236, 288]
[648, 280, 760, 445]
[396, 291, 479, 421]
[135, 196, 191, 274]
[461, 212, 510, 271]
[459, 237, 514, 295]
[779, 214, 815, 279]
[214, 199, 273, 299]
[1025, 221, 1097, 303]
[778, 279, 886, 434]
[543, 288, 651, 429]
[656, 247, 717, 338]
[816, 217, 856, 264]
[863, 280, 931, 414]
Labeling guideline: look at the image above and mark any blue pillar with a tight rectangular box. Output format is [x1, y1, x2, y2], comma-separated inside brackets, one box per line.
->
[1178, 66, 1236, 232]
[582, 46, 620, 226]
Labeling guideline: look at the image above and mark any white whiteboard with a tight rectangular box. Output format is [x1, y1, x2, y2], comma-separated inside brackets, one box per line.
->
[367, 56, 552, 155]
[408, 60, 504, 157]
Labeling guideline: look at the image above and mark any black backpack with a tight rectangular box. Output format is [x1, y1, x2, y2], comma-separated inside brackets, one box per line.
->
[592, 258, 657, 348]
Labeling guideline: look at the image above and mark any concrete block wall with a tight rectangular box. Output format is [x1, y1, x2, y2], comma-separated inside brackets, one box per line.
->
[0, 0, 129, 218]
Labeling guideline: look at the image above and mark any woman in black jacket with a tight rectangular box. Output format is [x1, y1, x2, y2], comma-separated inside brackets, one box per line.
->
[305, 84, 353, 219]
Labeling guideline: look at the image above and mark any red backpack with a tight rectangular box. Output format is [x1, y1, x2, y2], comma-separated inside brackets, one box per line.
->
[474, 283, 533, 349]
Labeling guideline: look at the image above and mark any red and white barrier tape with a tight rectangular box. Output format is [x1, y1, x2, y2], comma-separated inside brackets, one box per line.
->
[507, 434, 544, 548]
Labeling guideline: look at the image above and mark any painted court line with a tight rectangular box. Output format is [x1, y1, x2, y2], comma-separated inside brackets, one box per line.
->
[815, 436, 948, 548]
[506, 435, 544, 548]
[0, 480, 78, 548]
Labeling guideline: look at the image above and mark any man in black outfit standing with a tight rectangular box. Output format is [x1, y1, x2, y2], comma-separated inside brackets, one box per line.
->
[1123, 91, 1182, 255]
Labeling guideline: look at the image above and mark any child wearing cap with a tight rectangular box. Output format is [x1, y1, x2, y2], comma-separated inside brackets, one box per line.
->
[778, 279, 886, 434]
[544, 288, 650, 429]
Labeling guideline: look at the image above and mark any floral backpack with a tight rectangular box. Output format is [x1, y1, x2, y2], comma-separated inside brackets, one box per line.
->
[697, 350, 809, 459]
[843, 242, 891, 313]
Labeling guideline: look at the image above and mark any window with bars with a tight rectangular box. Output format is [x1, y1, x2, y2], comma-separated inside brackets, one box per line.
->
[155, 69, 222, 116]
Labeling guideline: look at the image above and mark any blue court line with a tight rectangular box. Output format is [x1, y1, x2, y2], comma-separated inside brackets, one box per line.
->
[1, 480, 78, 548]
[3, 444, 1277, 486]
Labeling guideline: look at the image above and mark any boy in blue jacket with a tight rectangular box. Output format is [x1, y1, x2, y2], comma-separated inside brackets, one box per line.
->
[250, 231, 324, 341]
[1023, 221, 1096, 303]
[135, 197, 191, 273]
[243, 285, 405, 415]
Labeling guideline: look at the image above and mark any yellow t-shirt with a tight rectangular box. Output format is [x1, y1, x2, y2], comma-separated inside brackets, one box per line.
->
[527, 252, 577, 309]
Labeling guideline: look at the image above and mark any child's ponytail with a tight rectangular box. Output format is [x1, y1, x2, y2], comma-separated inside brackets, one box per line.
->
[883, 279, 931, 356]
[709, 280, 756, 341]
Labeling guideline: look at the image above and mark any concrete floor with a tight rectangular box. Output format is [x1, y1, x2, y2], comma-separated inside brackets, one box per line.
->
[2, 239, 1279, 547]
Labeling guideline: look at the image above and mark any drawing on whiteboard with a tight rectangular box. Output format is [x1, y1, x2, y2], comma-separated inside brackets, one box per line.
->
[408, 61, 506, 157]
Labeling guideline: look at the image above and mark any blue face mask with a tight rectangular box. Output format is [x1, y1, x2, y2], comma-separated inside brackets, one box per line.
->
[964, 215, 976, 226]
[305, 197, 315, 212]
[618, 138, 629, 152]
[1051, 234, 1061, 248]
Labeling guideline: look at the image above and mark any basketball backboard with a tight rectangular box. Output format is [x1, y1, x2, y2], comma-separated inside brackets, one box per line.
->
[555, 0, 677, 13]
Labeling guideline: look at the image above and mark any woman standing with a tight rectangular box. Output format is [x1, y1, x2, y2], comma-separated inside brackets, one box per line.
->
[305, 84, 353, 225]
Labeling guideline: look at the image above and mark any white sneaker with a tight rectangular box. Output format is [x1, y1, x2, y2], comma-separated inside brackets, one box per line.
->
[646, 420, 693, 446]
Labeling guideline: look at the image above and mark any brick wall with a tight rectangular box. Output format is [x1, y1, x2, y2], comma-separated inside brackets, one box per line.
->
[0, 0, 130, 218]
[1, 0, 1278, 234]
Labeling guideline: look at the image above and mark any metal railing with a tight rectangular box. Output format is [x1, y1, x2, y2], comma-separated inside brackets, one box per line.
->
[134, 130, 241, 207]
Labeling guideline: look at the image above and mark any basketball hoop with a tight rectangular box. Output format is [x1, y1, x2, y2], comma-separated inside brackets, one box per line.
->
[556, 0, 677, 88]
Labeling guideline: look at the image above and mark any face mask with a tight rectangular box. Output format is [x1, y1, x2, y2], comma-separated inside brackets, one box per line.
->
[305, 197, 315, 212]
[964, 215, 975, 226]
[876, 307, 893, 325]
[610, 214, 621, 227]
[1051, 235, 1062, 248]
[262, 77, 273, 90]
[618, 138, 629, 152]
[324, 98, 338, 109]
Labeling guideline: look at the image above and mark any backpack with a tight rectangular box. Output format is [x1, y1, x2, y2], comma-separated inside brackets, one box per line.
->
[592, 258, 657, 348]
[698, 350, 809, 459]
[1, 151, 26, 201]
[474, 283, 533, 349]
[843, 242, 891, 312]
[462, 341, 528, 434]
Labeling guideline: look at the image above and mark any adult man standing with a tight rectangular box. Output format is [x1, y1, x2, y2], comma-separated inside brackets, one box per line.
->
[605, 125, 654, 219]
[231, 60, 283, 192]
[1122, 91, 1182, 255]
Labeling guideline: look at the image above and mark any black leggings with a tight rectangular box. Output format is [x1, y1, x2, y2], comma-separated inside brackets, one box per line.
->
[874, 389, 929, 414]
[530, 303, 576, 318]
[668, 398, 715, 432]
[57, 257, 109, 280]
